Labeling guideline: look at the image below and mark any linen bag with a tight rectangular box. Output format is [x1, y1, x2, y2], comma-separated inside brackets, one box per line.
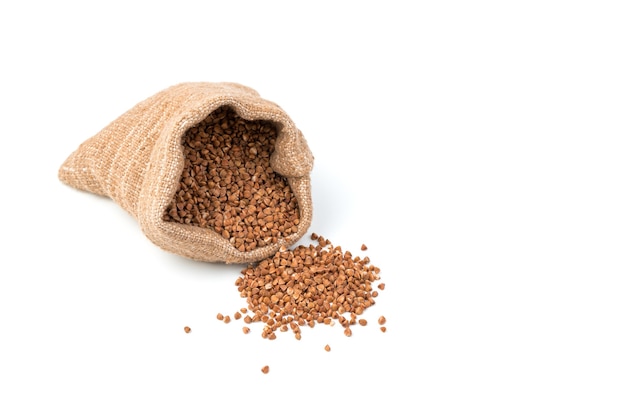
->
[58, 82, 314, 263]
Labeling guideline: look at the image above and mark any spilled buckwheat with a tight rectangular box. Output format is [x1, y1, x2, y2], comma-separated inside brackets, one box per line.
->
[226, 233, 383, 340]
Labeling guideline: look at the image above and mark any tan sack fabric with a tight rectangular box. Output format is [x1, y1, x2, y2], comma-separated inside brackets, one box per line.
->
[58, 82, 314, 263]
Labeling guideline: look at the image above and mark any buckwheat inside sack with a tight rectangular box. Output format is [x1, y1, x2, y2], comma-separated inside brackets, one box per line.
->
[58, 82, 314, 263]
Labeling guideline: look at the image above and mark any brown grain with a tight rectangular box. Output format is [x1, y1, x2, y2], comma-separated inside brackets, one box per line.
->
[162, 106, 300, 252]
[228, 234, 383, 341]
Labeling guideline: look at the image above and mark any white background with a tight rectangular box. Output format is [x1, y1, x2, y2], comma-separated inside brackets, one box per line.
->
[1, 1, 625, 393]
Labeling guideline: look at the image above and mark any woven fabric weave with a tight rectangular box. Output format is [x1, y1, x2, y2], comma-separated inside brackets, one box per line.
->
[59, 82, 314, 263]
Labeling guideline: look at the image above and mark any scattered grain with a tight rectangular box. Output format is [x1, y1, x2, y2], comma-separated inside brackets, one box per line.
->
[230, 234, 383, 341]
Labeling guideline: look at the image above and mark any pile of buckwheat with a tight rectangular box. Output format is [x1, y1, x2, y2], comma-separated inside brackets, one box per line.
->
[163, 106, 300, 253]
[217, 233, 386, 340]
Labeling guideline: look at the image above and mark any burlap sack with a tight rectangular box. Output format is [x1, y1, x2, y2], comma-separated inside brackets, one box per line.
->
[58, 82, 314, 263]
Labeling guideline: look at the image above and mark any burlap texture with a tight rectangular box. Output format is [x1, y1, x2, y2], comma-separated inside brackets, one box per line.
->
[58, 82, 314, 263]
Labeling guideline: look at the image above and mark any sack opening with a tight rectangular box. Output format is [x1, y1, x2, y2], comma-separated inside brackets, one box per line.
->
[162, 105, 301, 253]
